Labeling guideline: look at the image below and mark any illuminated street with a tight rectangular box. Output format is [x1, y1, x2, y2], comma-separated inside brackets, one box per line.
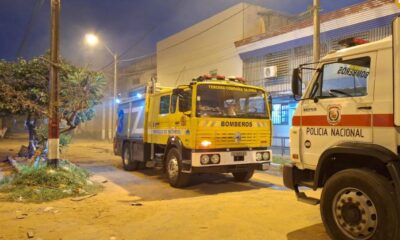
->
[0, 136, 326, 240]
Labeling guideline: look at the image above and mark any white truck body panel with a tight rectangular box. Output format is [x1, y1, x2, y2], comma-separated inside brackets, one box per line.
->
[291, 35, 400, 169]
[394, 17, 400, 126]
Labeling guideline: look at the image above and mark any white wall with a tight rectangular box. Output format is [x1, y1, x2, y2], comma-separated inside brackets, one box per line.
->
[157, 3, 271, 86]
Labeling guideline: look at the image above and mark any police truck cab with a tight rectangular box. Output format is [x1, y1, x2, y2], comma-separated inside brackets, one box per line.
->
[284, 17, 400, 240]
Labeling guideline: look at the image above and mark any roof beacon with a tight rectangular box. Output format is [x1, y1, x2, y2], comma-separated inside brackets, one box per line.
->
[216, 75, 225, 80]
[338, 37, 369, 47]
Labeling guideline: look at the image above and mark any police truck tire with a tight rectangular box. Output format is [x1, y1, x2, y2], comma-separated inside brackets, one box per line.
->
[232, 170, 254, 182]
[320, 169, 400, 240]
[166, 148, 191, 188]
[122, 144, 139, 171]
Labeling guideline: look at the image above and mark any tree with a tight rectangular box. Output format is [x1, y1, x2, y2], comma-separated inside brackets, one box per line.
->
[0, 55, 105, 159]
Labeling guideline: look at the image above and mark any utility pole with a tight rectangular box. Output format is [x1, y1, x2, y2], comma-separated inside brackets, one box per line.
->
[48, 0, 60, 167]
[313, 0, 320, 63]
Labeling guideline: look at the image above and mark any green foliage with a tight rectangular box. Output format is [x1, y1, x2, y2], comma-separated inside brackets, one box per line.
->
[0, 55, 105, 135]
[0, 160, 103, 202]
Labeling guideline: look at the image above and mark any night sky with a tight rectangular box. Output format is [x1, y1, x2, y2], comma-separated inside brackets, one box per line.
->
[0, 0, 366, 71]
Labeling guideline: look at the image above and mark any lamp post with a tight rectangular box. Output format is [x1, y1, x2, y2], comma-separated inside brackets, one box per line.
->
[85, 33, 117, 141]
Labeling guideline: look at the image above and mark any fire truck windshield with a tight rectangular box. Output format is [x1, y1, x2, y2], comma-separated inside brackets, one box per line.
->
[196, 84, 268, 119]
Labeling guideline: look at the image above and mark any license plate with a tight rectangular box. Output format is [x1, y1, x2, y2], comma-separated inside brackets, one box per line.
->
[231, 151, 246, 157]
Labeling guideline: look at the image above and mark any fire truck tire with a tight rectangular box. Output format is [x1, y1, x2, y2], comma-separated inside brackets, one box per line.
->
[166, 148, 190, 188]
[122, 144, 139, 171]
[232, 170, 254, 182]
[320, 169, 400, 240]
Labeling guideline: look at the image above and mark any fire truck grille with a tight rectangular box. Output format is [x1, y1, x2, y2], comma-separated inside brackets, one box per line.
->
[196, 130, 271, 148]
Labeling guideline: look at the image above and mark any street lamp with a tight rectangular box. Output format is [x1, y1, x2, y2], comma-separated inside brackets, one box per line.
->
[85, 33, 99, 46]
[84, 33, 118, 141]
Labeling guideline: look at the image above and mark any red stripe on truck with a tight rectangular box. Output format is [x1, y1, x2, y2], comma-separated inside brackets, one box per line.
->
[373, 114, 394, 127]
[292, 114, 394, 127]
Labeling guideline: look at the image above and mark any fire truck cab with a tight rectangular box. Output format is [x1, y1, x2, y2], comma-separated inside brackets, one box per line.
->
[114, 75, 272, 188]
[283, 17, 400, 240]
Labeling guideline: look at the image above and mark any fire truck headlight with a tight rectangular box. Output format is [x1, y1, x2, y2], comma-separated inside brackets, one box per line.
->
[201, 140, 212, 147]
[262, 152, 271, 161]
[200, 155, 210, 165]
[256, 152, 262, 161]
[210, 154, 220, 164]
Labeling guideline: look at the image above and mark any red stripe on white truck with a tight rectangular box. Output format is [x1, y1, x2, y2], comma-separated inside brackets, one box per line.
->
[292, 114, 393, 127]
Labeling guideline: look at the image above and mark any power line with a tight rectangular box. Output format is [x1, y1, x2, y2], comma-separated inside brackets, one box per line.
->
[118, 52, 156, 62]
[16, 0, 45, 58]
[97, 0, 185, 71]
[157, 4, 251, 53]
[100, 3, 251, 73]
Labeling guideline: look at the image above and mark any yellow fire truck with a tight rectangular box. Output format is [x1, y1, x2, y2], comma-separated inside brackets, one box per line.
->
[114, 75, 272, 188]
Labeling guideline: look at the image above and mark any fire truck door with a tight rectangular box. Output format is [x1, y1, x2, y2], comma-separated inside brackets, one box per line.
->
[150, 94, 172, 145]
[170, 89, 191, 145]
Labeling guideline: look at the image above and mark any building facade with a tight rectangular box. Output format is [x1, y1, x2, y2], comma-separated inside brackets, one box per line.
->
[156, 3, 292, 86]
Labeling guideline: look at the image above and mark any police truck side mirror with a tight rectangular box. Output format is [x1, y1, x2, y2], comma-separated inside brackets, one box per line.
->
[292, 68, 302, 100]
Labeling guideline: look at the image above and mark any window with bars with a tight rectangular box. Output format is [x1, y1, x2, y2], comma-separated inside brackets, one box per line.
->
[271, 103, 289, 125]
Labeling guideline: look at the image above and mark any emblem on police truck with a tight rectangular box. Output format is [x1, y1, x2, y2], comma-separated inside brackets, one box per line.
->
[327, 105, 341, 125]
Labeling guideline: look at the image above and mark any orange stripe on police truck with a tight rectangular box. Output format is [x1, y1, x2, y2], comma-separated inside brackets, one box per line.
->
[292, 114, 393, 127]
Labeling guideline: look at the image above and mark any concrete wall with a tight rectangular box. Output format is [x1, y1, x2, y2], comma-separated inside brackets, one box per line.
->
[157, 3, 289, 86]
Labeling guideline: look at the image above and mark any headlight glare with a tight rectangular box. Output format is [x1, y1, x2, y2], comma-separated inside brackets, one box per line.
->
[201, 140, 212, 147]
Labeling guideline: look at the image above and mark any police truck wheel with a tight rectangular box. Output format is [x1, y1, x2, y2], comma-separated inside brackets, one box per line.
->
[320, 169, 400, 240]
[232, 170, 254, 182]
[166, 148, 190, 188]
[122, 144, 139, 171]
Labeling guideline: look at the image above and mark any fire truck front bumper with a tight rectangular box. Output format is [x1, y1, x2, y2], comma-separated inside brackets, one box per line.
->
[189, 163, 270, 174]
[182, 149, 271, 173]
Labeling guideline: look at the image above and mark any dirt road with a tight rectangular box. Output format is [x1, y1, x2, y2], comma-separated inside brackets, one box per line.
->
[0, 136, 329, 240]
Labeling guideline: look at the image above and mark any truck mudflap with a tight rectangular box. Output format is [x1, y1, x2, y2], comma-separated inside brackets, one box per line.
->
[189, 162, 270, 174]
[283, 164, 320, 205]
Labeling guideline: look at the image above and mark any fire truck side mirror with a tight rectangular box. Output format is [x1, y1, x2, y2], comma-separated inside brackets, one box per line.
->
[292, 68, 302, 99]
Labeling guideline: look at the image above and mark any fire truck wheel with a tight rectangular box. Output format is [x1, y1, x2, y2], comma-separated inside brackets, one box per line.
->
[166, 148, 190, 188]
[320, 169, 400, 240]
[232, 170, 254, 182]
[122, 144, 139, 171]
